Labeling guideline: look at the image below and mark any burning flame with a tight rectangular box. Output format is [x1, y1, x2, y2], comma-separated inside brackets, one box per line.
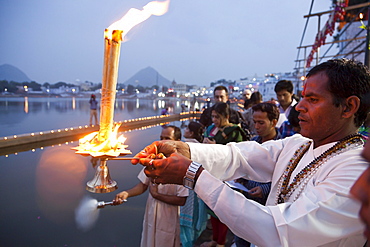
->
[74, 1, 170, 157]
[105, 0, 170, 40]
[73, 123, 131, 157]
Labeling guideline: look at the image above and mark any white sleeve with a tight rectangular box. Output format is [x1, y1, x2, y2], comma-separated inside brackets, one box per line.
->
[188, 135, 304, 182]
[137, 167, 149, 185]
[195, 171, 281, 246]
[194, 154, 366, 246]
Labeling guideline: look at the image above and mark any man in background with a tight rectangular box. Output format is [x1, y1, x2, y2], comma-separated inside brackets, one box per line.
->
[160, 125, 182, 141]
[89, 94, 98, 126]
[274, 80, 297, 128]
[251, 102, 282, 144]
[234, 102, 281, 246]
[199, 85, 240, 128]
[242, 89, 252, 110]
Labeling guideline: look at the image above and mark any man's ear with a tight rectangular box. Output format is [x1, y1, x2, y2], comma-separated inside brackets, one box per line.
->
[271, 119, 278, 128]
[342, 96, 360, 118]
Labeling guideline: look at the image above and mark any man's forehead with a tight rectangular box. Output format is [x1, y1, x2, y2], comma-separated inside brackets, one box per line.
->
[161, 127, 174, 134]
[253, 110, 268, 117]
[302, 73, 329, 95]
[215, 90, 227, 95]
[276, 90, 291, 95]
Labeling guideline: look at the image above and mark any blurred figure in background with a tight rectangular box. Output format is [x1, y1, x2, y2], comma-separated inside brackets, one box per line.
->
[241, 91, 263, 138]
[274, 80, 297, 128]
[242, 89, 252, 110]
[183, 121, 204, 143]
[161, 107, 169, 115]
[89, 94, 98, 126]
[279, 104, 301, 138]
[181, 103, 188, 112]
[200, 86, 240, 129]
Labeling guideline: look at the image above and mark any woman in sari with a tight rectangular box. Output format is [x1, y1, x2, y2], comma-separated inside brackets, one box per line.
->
[202, 102, 247, 247]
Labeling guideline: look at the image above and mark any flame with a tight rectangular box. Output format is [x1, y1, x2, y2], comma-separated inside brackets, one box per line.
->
[105, 0, 170, 40]
[73, 123, 131, 157]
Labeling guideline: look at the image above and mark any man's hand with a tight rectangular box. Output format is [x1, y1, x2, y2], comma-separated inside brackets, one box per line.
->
[131, 140, 191, 165]
[139, 153, 192, 185]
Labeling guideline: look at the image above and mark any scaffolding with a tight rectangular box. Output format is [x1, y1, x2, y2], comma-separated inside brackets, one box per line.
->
[293, 1, 370, 91]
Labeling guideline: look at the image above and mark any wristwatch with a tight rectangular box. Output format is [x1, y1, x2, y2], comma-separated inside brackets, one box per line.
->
[183, 161, 202, 190]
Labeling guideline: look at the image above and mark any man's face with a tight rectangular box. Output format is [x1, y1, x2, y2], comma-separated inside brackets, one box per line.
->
[160, 127, 175, 140]
[253, 111, 276, 138]
[243, 90, 252, 100]
[276, 89, 293, 108]
[296, 72, 345, 146]
[214, 89, 228, 103]
[351, 140, 370, 241]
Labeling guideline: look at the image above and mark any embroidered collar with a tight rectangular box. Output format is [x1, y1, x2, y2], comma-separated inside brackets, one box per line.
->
[276, 134, 364, 204]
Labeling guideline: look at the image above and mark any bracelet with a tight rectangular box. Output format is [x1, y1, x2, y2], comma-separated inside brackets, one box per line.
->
[183, 161, 202, 190]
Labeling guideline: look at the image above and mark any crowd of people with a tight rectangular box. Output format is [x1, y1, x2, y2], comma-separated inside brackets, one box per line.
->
[112, 58, 370, 247]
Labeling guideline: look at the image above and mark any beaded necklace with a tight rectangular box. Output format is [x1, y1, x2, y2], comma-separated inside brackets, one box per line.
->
[276, 134, 364, 204]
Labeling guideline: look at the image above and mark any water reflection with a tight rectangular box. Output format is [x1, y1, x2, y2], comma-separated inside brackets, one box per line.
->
[0, 97, 206, 137]
[0, 125, 176, 246]
[24, 96, 28, 113]
[36, 146, 88, 224]
[0, 95, 207, 246]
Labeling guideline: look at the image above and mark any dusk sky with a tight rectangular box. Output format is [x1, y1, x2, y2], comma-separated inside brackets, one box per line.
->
[0, 0, 333, 86]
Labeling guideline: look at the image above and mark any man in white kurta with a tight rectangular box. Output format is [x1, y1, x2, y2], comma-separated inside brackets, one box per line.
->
[133, 59, 370, 247]
[189, 134, 366, 246]
[138, 168, 189, 247]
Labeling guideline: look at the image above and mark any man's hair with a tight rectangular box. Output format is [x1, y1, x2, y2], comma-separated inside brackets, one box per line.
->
[252, 102, 280, 122]
[214, 85, 228, 96]
[274, 80, 294, 94]
[307, 58, 370, 127]
[211, 102, 230, 119]
[250, 91, 263, 105]
[163, 125, 182, 140]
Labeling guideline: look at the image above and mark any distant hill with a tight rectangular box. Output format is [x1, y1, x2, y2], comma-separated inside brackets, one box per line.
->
[123, 66, 171, 87]
[0, 64, 31, 82]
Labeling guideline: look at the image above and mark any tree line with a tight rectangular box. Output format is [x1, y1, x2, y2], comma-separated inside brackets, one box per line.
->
[0, 80, 168, 95]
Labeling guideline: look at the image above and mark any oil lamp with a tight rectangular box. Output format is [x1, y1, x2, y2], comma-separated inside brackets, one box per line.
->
[73, 0, 170, 193]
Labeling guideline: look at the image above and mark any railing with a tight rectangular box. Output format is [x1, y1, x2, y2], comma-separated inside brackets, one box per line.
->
[0, 111, 201, 155]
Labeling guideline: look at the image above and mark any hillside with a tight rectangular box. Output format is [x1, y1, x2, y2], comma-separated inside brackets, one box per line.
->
[123, 66, 171, 87]
[0, 64, 31, 82]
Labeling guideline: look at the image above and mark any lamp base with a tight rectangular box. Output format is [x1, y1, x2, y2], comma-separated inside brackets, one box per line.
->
[86, 160, 118, 193]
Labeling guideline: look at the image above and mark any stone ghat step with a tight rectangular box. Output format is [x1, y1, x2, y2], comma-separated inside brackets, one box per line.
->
[0, 112, 201, 150]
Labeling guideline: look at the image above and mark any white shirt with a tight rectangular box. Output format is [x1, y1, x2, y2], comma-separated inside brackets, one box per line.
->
[276, 98, 298, 128]
[188, 134, 366, 247]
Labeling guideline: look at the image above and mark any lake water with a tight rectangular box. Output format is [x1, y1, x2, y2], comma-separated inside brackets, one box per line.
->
[0, 96, 204, 247]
